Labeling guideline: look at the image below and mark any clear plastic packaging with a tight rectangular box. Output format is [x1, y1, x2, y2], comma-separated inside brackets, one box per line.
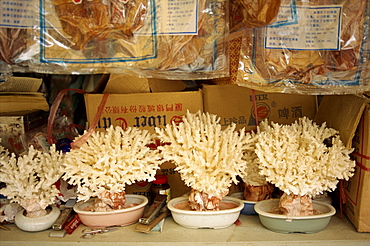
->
[0, 0, 229, 80]
[237, 0, 370, 94]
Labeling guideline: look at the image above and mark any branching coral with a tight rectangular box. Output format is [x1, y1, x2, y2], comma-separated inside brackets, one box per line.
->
[0, 145, 64, 218]
[155, 111, 256, 210]
[240, 132, 274, 201]
[62, 126, 162, 210]
[255, 117, 355, 215]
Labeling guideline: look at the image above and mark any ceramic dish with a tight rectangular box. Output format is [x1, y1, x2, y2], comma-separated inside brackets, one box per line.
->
[254, 198, 336, 234]
[167, 196, 243, 229]
[74, 194, 148, 228]
[229, 192, 257, 215]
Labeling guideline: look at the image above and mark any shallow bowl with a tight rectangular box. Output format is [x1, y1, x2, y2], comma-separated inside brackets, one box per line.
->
[74, 194, 148, 228]
[254, 198, 336, 234]
[230, 192, 257, 215]
[167, 196, 243, 229]
[15, 206, 60, 232]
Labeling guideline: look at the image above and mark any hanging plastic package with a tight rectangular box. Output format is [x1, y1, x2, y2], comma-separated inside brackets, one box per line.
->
[0, 0, 229, 80]
[230, 0, 299, 35]
[0, 0, 39, 74]
[230, 0, 282, 34]
[220, 0, 297, 85]
[237, 0, 370, 94]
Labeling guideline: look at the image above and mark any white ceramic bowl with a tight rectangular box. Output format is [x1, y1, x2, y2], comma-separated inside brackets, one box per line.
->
[167, 196, 244, 229]
[254, 199, 336, 234]
[15, 206, 60, 232]
[74, 194, 148, 228]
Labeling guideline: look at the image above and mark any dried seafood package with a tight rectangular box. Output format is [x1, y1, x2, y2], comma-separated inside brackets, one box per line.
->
[230, 0, 297, 34]
[0, 0, 229, 80]
[0, 0, 39, 73]
[237, 0, 370, 94]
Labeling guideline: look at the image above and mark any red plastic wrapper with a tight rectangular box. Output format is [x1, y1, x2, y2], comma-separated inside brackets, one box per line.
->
[64, 214, 82, 234]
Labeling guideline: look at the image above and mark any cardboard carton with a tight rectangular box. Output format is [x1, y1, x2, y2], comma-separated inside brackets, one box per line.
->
[85, 91, 203, 134]
[203, 84, 318, 131]
[315, 94, 369, 232]
[345, 105, 370, 232]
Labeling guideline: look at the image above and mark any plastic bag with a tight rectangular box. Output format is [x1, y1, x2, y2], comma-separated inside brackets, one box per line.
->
[0, 0, 229, 80]
[230, 0, 282, 33]
[237, 0, 370, 94]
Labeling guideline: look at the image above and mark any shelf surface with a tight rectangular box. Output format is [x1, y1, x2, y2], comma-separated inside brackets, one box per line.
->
[1, 213, 369, 246]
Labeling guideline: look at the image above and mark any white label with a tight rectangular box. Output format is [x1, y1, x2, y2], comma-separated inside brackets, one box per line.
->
[0, 0, 38, 28]
[265, 5, 342, 50]
[268, 3, 297, 27]
[156, 0, 198, 35]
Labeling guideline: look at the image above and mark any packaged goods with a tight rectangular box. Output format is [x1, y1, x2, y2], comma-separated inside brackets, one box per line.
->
[237, 0, 370, 94]
[0, 0, 229, 80]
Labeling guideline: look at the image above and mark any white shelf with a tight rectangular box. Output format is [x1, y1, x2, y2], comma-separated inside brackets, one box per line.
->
[1, 213, 369, 246]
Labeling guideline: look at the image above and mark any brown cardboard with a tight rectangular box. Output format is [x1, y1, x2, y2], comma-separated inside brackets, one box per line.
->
[148, 79, 187, 92]
[156, 161, 191, 198]
[85, 90, 203, 134]
[344, 102, 370, 232]
[203, 84, 318, 131]
[314, 95, 366, 148]
[314, 94, 369, 232]
[103, 74, 150, 94]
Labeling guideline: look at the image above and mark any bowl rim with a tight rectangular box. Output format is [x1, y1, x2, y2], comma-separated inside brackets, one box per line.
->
[167, 196, 244, 215]
[254, 198, 336, 220]
[74, 194, 148, 215]
[229, 192, 258, 204]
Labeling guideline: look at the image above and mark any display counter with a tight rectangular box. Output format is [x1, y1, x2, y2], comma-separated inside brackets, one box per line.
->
[1, 213, 369, 246]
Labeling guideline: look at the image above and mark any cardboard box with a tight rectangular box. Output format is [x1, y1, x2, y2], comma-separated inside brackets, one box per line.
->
[156, 161, 191, 198]
[85, 90, 203, 134]
[345, 104, 370, 232]
[0, 110, 49, 155]
[203, 84, 318, 131]
[314, 94, 369, 232]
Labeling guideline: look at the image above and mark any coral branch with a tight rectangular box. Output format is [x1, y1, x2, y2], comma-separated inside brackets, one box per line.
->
[0, 145, 64, 217]
[156, 111, 256, 209]
[255, 117, 356, 198]
[63, 126, 162, 208]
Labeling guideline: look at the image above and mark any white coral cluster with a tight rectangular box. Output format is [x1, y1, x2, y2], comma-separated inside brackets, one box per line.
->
[155, 111, 256, 198]
[63, 126, 162, 202]
[255, 117, 356, 197]
[240, 131, 269, 186]
[0, 145, 64, 217]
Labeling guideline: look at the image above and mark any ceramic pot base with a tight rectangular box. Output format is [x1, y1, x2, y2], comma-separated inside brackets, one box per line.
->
[167, 196, 243, 229]
[73, 194, 148, 228]
[254, 199, 336, 234]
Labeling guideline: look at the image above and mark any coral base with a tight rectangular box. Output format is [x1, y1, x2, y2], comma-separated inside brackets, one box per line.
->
[73, 194, 148, 228]
[14, 206, 60, 232]
[167, 196, 244, 229]
[254, 199, 335, 234]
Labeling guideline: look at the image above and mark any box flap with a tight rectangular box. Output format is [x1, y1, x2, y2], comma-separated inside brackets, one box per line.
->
[103, 74, 150, 94]
[148, 79, 187, 92]
[314, 95, 367, 148]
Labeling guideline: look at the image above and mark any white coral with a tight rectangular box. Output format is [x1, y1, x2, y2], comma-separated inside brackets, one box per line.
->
[240, 131, 269, 186]
[155, 110, 256, 198]
[255, 117, 356, 197]
[0, 145, 64, 217]
[63, 126, 162, 202]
